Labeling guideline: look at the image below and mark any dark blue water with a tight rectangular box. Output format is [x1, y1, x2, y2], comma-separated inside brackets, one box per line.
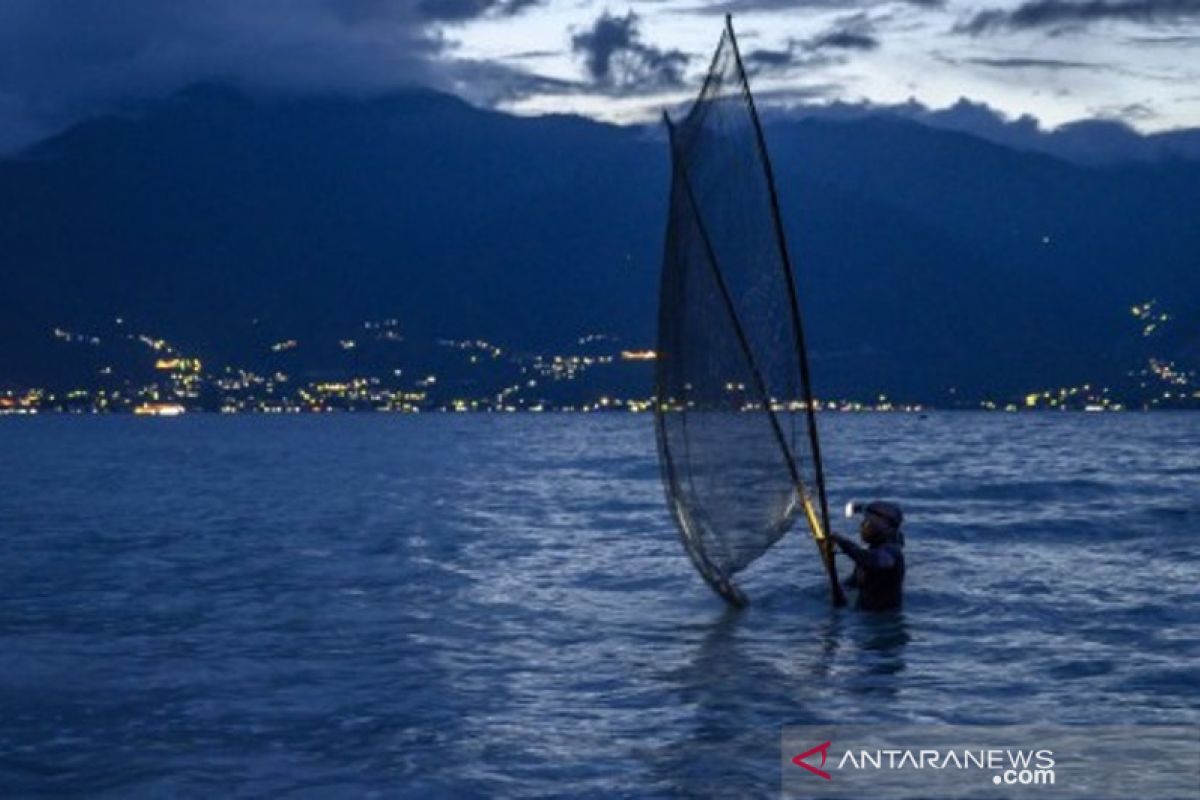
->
[1, 414, 1197, 797]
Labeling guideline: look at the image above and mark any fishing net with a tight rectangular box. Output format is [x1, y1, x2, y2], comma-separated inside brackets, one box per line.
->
[655, 20, 837, 606]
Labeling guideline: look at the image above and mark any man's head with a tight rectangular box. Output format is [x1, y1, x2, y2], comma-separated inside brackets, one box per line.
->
[860, 501, 903, 546]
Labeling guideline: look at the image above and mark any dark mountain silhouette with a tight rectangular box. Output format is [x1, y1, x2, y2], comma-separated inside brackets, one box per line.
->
[781, 99, 1200, 165]
[1, 85, 1197, 402]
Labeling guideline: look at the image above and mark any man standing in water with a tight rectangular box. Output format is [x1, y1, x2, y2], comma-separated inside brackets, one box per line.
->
[831, 501, 905, 611]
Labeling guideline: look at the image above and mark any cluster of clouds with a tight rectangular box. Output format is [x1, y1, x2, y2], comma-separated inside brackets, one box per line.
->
[548, 0, 1200, 129]
[0, 0, 567, 149]
[570, 11, 690, 90]
[0, 0, 1197, 150]
[739, 12, 881, 77]
[958, 0, 1200, 34]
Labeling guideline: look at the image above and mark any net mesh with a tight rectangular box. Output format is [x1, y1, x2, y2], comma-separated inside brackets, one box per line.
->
[655, 23, 829, 605]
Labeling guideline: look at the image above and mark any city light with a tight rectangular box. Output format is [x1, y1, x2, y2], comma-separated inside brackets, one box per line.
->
[13, 307, 1194, 414]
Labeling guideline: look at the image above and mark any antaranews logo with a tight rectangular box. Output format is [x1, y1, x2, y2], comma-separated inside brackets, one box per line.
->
[791, 741, 832, 780]
[783, 725, 1200, 799]
[789, 739, 1056, 787]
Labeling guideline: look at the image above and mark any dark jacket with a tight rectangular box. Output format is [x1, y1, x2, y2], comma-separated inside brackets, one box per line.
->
[833, 535, 905, 612]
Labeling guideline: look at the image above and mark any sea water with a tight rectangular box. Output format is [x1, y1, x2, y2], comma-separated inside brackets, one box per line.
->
[1, 413, 1196, 796]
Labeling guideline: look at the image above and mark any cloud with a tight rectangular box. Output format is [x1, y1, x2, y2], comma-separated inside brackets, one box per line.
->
[440, 58, 580, 105]
[688, 0, 943, 13]
[0, 0, 550, 153]
[0, 1, 435, 151]
[744, 83, 847, 106]
[958, 0, 1200, 35]
[1125, 32, 1200, 43]
[411, 0, 542, 22]
[571, 11, 690, 89]
[741, 13, 879, 76]
[758, 96, 1200, 163]
[962, 56, 1102, 69]
[812, 29, 880, 50]
[330, 0, 542, 23]
[742, 42, 844, 76]
[1090, 101, 1159, 120]
[806, 13, 881, 53]
[499, 48, 563, 60]
[743, 46, 800, 70]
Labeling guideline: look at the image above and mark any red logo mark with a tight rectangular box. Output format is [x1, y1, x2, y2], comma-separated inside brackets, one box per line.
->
[792, 740, 833, 780]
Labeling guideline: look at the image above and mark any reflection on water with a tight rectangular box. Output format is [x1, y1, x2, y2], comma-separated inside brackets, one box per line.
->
[0, 413, 1196, 796]
[850, 614, 910, 703]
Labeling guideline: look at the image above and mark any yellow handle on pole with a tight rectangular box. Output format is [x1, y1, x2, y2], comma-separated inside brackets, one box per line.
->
[801, 492, 825, 541]
[799, 486, 847, 606]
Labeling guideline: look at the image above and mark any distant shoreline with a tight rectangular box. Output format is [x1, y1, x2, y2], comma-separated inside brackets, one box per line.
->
[3, 406, 1195, 417]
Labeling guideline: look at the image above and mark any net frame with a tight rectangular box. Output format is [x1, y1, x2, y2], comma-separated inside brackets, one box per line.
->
[655, 16, 845, 607]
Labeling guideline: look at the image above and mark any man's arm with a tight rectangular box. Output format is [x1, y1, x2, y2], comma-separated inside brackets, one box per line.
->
[831, 534, 870, 568]
[832, 535, 895, 572]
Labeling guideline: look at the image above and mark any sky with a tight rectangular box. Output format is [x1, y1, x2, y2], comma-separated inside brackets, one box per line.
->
[0, 0, 1198, 151]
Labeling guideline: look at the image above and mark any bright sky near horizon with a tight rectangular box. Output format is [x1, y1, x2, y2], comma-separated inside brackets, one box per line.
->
[0, 0, 1197, 151]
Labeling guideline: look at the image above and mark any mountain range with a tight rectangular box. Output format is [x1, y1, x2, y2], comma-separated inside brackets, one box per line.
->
[1, 86, 1196, 403]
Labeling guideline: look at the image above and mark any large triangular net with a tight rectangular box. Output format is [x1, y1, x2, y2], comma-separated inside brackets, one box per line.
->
[654, 21, 834, 606]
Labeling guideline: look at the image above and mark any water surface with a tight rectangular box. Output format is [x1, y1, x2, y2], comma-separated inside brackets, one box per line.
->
[1, 414, 1197, 796]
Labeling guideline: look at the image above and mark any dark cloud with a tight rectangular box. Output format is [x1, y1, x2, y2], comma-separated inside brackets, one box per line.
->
[501, 49, 563, 60]
[688, 0, 944, 13]
[809, 12, 881, 53]
[744, 13, 879, 74]
[744, 47, 799, 69]
[1125, 32, 1200, 43]
[0, 1, 445, 151]
[964, 56, 1101, 68]
[571, 12, 690, 89]
[329, 0, 541, 23]
[412, 0, 541, 22]
[742, 43, 843, 75]
[687, 0, 849, 11]
[1090, 101, 1159, 120]
[0, 0, 550, 152]
[958, 0, 1200, 35]
[760, 96, 1200, 162]
[812, 29, 880, 49]
[442, 58, 580, 105]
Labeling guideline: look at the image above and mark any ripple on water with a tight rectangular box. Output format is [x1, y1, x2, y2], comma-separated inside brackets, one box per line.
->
[0, 413, 1196, 796]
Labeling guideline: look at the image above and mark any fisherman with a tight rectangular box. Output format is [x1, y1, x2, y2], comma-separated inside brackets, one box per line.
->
[831, 501, 905, 612]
